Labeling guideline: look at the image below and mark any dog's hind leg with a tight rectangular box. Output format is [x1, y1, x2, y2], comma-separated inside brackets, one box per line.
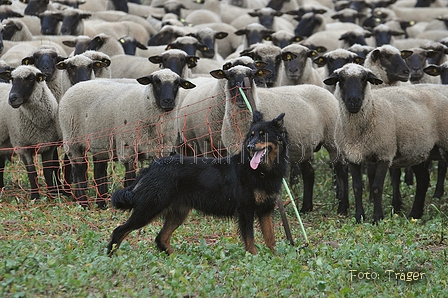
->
[258, 211, 275, 252]
[238, 211, 257, 254]
[155, 206, 191, 254]
[107, 208, 161, 256]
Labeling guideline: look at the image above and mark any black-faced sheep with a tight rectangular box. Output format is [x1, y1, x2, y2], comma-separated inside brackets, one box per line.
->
[324, 63, 448, 222]
[0, 65, 64, 200]
[279, 44, 323, 86]
[59, 69, 196, 205]
[213, 65, 348, 213]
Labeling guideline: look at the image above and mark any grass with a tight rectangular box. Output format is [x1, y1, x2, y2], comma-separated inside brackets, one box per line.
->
[1, 154, 448, 297]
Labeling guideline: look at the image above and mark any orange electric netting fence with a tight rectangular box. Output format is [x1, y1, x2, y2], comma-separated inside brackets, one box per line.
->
[0, 86, 254, 208]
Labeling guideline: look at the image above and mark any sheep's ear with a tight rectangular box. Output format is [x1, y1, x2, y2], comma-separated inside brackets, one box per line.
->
[271, 113, 285, 129]
[186, 56, 199, 68]
[248, 12, 259, 17]
[148, 55, 162, 64]
[165, 44, 174, 50]
[57, 56, 67, 63]
[391, 30, 404, 36]
[323, 73, 339, 85]
[0, 71, 11, 81]
[136, 76, 152, 85]
[80, 13, 92, 20]
[209, 69, 227, 79]
[291, 35, 304, 42]
[315, 46, 327, 53]
[234, 29, 247, 36]
[36, 73, 46, 82]
[332, 13, 341, 20]
[274, 11, 283, 17]
[62, 40, 76, 47]
[426, 50, 439, 59]
[423, 65, 441, 76]
[366, 72, 383, 85]
[400, 50, 413, 59]
[252, 110, 264, 123]
[215, 32, 228, 39]
[21, 57, 34, 65]
[136, 41, 147, 50]
[282, 52, 296, 61]
[315, 9, 328, 14]
[222, 62, 232, 70]
[254, 61, 268, 68]
[198, 44, 209, 53]
[240, 49, 254, 59]
[313, 56, 328, 67]
[55, 61, 67, 70]
[179, 79, 196, 89]
[307, 50, 318, 58]
[370, 49, 380, 62]
[254, 69, 271, 78]
[100, 58, 111, 67]
[354, 56, 365, 65]
[262, 34, 272, 41]
[92, 61, 106, 70]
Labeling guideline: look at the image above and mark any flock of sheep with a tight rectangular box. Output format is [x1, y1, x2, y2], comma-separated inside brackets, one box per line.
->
[1, 0, 448, 223]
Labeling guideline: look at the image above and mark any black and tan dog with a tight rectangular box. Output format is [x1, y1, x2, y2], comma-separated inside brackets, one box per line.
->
[107, 111, 288, 255]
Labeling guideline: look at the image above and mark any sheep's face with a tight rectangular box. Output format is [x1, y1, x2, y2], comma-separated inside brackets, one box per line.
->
[313, 50, 363, 75]
[1, 20, 20, 40]
[149, 50, 199, 76]
[323, 64, 382, 114]
[294, 13, 322, 37]
[24, 0, 48, 16]
[22, 50, 66, 81]
[137, 70, 196, 112]
[370, 47, 411, 83]
[39, 12, 63, 35]
[241, 46, 282, 87]
[8, 70, 46, 108]
[405, 49, 439, 82]
[235, 25, 274, 47]
[282, 48, 312, 80]
[339, 31, 369, 47]
[210, 66, 271, 109]
[59, 10, 91, 35]
[424, 64, 448, 84]
[56, 56, 104, 85]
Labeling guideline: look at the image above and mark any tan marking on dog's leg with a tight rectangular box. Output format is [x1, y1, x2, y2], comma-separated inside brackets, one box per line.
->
[254, 190, 268, 204]
[244, 236, 258, 255]
[156, 207, 190, 254]
[259, 213, 275, 252]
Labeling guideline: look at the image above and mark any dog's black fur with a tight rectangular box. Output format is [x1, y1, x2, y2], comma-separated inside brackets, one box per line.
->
[106, 111, 288, 255]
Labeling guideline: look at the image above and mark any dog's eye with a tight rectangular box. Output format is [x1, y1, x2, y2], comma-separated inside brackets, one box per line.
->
[259, 131, 264, 136]
[251, 131, 254, 136]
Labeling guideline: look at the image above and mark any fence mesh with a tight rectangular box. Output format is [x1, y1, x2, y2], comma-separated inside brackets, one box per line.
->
[0, 86, 254, 208]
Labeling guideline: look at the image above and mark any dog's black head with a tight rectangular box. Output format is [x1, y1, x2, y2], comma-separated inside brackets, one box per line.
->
[244, 111, 288, 171]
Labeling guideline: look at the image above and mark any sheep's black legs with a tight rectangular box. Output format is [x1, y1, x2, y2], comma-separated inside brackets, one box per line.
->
[124, 161, 137, 187]
[335, 161, 349, 215]
[70, 158, 89, 206]
[0, 156, 5, 189]
[433, 160, 446, 198]
[370, 161, 389, 223]
[349, 163, 364, 223]
[404, 166, 414, 186]
[409, 161, 430, 219]
[93, 159, 108, 208]
[389, 168, 403, 213]
[299, 161, 314, 213]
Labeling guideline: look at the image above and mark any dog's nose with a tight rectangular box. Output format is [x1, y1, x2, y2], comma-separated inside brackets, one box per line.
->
[247, 143, 255, 150]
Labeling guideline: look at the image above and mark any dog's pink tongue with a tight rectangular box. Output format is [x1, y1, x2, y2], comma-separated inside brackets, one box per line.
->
[250, 150, 264, 170]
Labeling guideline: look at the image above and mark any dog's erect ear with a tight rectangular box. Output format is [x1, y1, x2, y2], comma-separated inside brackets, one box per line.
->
[252, 110, 264, 123]
[271, 113, 285, 129]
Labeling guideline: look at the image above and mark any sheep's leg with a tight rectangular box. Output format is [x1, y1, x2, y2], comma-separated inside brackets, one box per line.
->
[237, 209, 257, 254]
[409, 161, 430, 219]
[93, 158, 108, 209]
[0, 156, 5, 189]
[367, 163, 375, 202]
[349, 163, 364, 223]
[124, 161, 137, 187]
[155, 206, 191, 254]
[70, 157, 89, 207]
[289, 163, 301, 186]
[40, 148, 62, 198]
[334, 161, 349, 215]
[433, 160, 446, 198]
[389, 168, 403, 213]
[21, 151, 40, 200]
[299, 161, 314, 213]
[370, 161, 389, 224]
[404, 166, 414, 186]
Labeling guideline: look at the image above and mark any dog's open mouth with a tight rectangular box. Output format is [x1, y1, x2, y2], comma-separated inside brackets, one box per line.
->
[249, 147, 268, 170]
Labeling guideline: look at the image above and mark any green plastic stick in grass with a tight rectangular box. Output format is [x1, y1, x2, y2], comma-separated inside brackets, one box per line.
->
[238, 87, 309, 245]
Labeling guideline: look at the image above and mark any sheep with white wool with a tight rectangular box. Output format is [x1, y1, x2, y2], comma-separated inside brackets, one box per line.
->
[403, 47, 439, 84]
[177, 56, 267, 157]
[59, 69, 196, 203]
[278, 44, 323, 86]
[214, 65, 348, 213]
[323, 63, 448, 222]
[363, 44, 412, 88]
[86, 33, 125, 57]
[0, 65, 64, 200]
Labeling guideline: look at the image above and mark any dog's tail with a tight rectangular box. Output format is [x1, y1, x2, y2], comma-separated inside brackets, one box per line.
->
[111, 188, 137, 211]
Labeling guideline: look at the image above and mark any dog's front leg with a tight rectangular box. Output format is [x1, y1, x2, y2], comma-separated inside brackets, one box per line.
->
[238, 211, 257, 254]
[258, 212, 275, 252]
